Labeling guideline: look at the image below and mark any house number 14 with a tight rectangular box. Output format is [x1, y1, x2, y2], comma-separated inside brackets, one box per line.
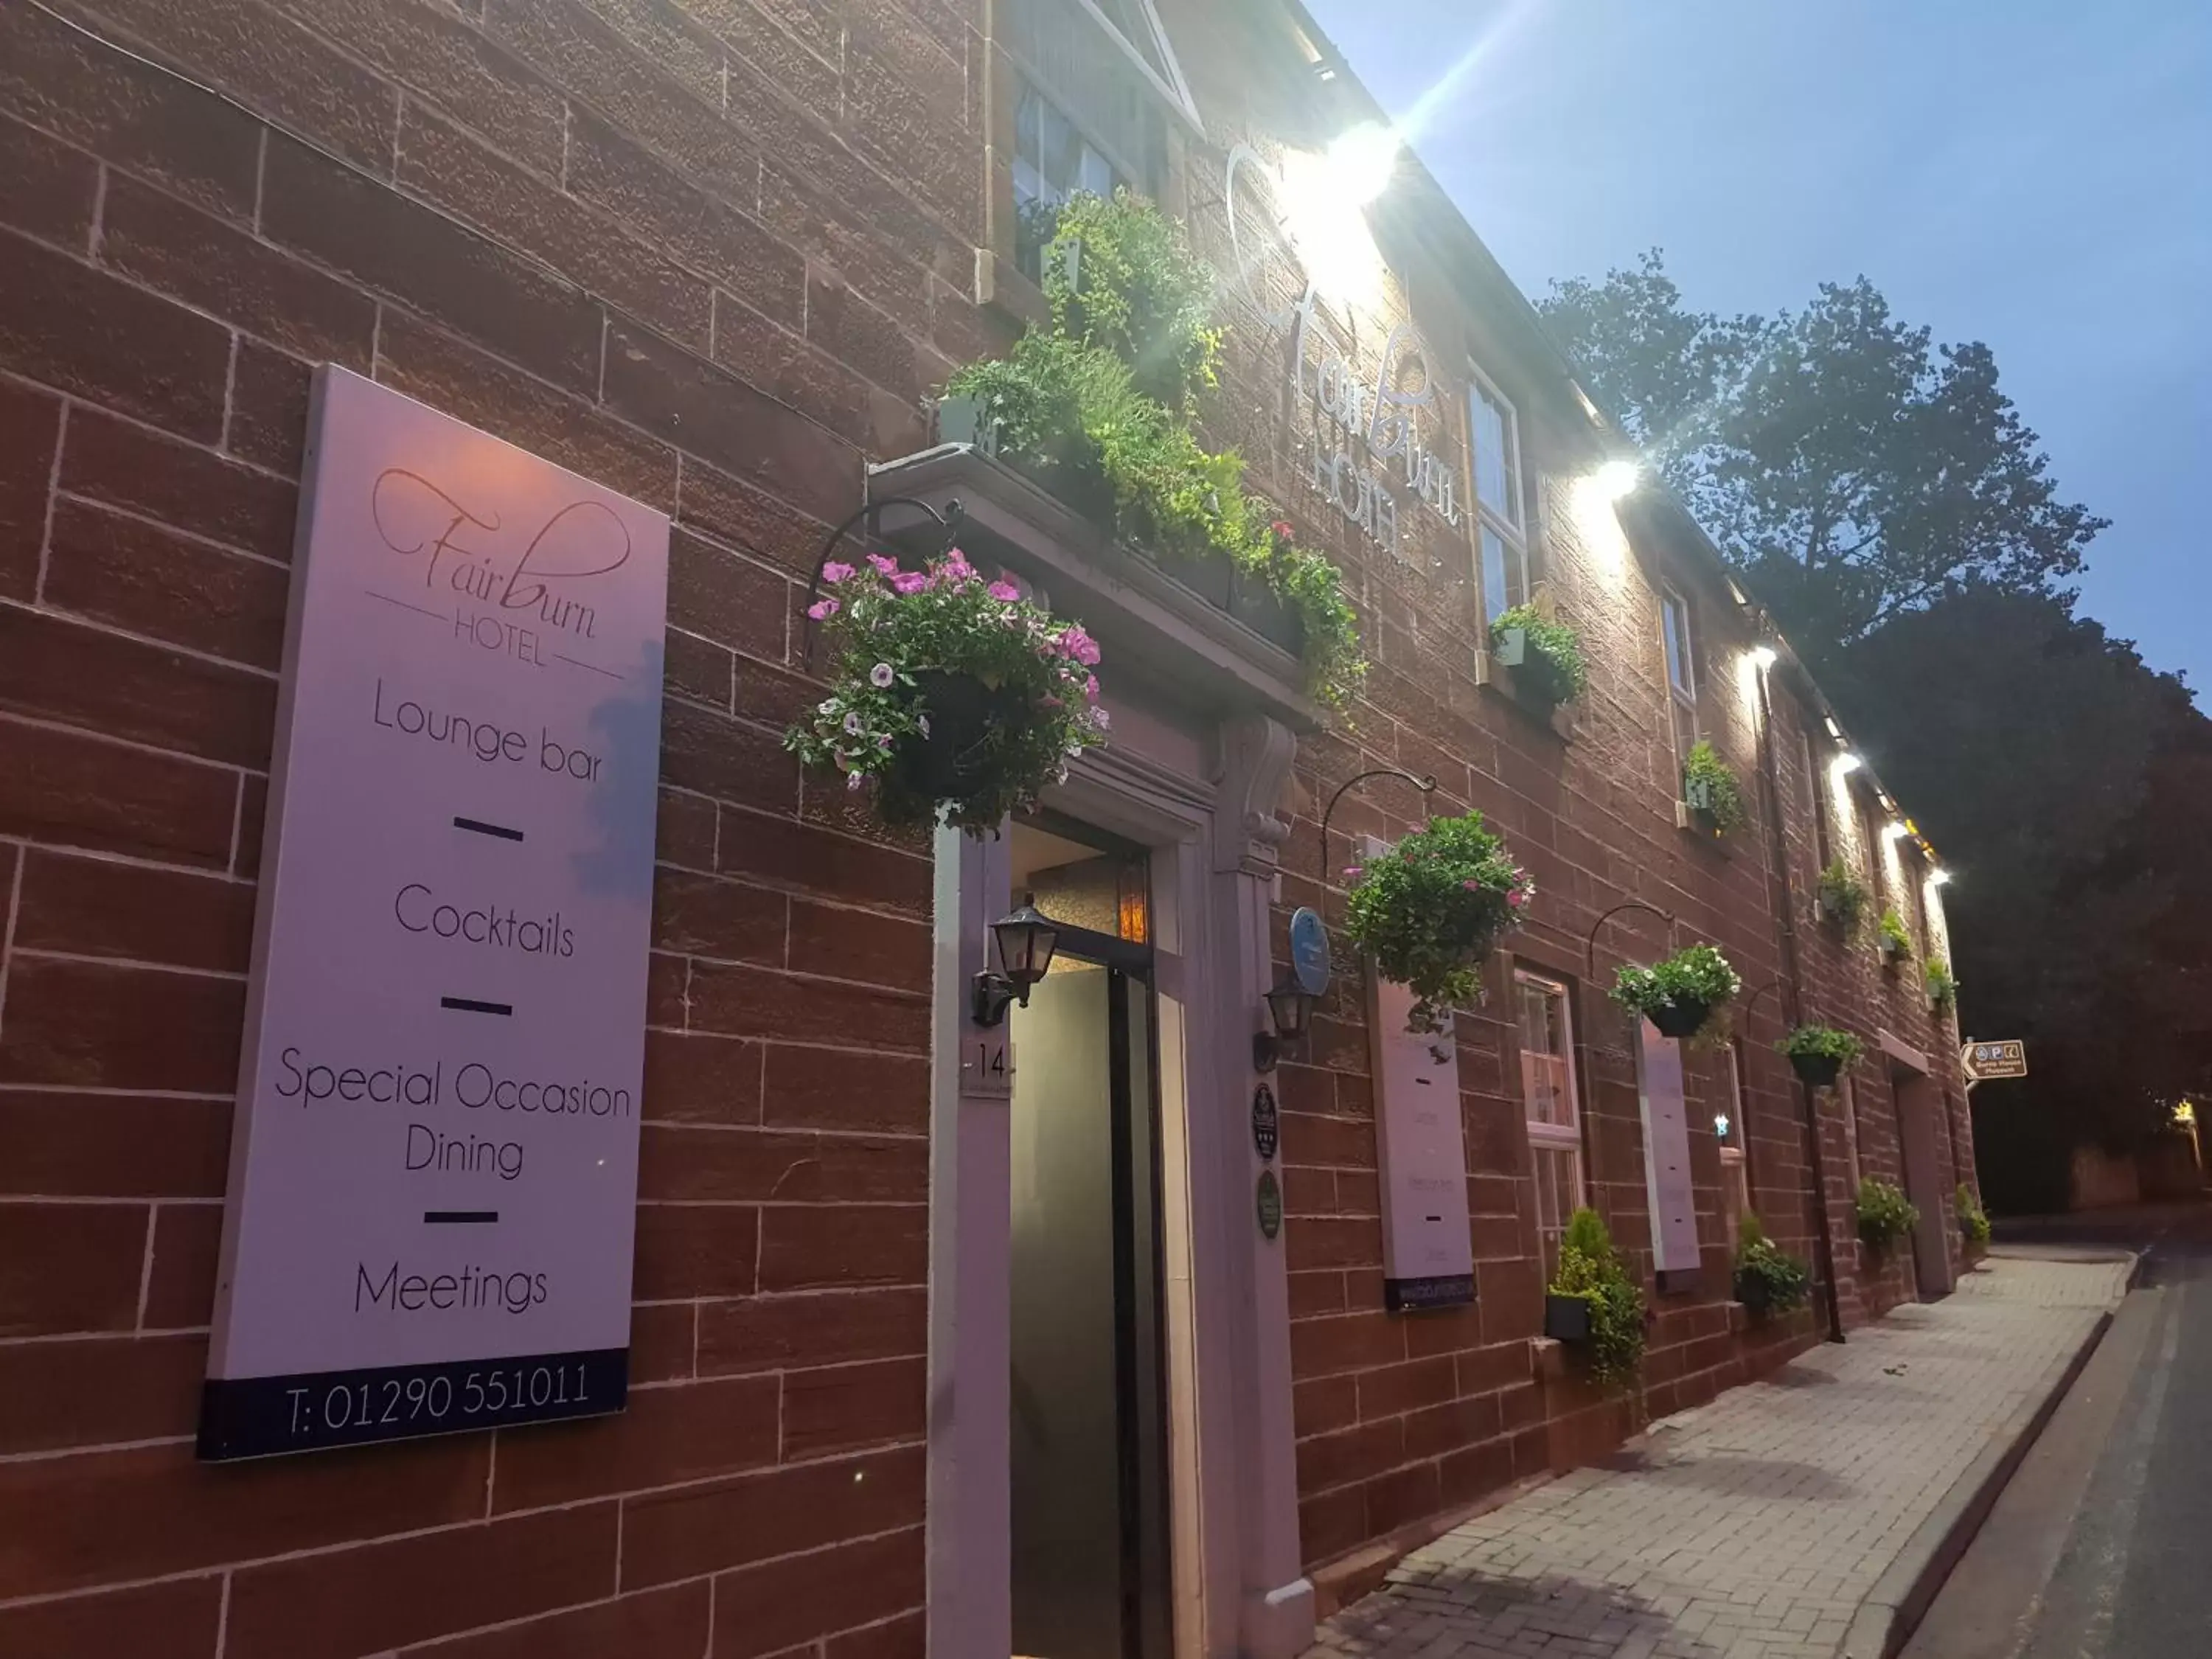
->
[966, 1036, 1012, 1098]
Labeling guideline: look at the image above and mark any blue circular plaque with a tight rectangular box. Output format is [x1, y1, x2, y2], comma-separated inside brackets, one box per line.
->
[1288, 906, 1331, 997]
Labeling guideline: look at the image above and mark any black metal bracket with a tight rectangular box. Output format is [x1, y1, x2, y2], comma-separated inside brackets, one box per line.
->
[1735, 976, 1789, 1037]
[800, 495, 964, 668]
[1582, 899, 1677, 981]
[1317, 767, 1438, 891]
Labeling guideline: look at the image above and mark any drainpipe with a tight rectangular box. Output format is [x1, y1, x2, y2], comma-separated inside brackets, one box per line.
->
[1751, 658, 1847, 1344]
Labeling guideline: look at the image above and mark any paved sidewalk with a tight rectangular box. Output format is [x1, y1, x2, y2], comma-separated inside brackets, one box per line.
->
[1307, 1254, 2132, 1659]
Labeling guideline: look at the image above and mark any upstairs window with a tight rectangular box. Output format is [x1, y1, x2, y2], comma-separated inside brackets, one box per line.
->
[1660, 585, 1698, 773]
[1470, 371, 1527, 625]
[1012, 83, 1127, 282]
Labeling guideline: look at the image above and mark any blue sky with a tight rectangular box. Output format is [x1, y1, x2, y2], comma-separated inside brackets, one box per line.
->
[1303, 1, 2211, 687]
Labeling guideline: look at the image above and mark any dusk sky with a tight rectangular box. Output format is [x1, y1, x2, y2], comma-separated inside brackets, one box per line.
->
[1304, 1, 2211, 689]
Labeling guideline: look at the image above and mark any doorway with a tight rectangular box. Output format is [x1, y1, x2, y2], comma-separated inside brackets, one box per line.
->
[1008, 818, 1173, 1659]
[1892, 1065, 1956, 1299]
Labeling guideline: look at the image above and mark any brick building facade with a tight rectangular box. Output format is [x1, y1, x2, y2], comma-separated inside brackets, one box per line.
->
[0, 0, 1976, 1655]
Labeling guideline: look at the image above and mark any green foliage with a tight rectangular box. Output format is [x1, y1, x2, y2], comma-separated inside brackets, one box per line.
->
[1733, 1213, 1812, 1315]
[1682, 740, 1748, 834]
[1610, 944, 1742, 1042]
[941, 201, 1365, 712]
[1856, 1178, 1920, 1249]
[783, 551, 1105, 834]
[1491, 605, 1588, 704]
[1879, 906, 1914, 959]
[1779, 1023, 1863, 1067]
[1343, 812, 1533, 1034]
[1817, 858, 1871, 936]
[1550, 1207, 1646, 1385]
[1955, 1183, 1992, 1247]
[1537, 251, 2104, 666]
[1924, 956, 1958, 1012]
[1041, 190, 1221, 412]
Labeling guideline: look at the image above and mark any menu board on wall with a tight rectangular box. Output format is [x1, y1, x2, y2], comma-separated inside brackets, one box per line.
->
[1366, 975, 1475, 1310]
[198, 368, 669, 1460]
[1635, 1020, 1703, 1273]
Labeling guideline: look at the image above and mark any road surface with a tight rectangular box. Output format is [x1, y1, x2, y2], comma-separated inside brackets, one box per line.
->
[1903, 1206, 2212, 1659]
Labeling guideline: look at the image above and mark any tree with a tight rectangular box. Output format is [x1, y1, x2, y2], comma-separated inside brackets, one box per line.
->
[1539, 253, 2106, 669]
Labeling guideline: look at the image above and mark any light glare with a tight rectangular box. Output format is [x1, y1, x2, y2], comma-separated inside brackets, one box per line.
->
[1323, 122, 1402, 206]
[1930, 869, 1952, 886]
[1882, 821, 1908, 842]
[1750, 644, 1778, 671]
[1835, 752, 1863, 775]
[1593, 459, 1639, 501]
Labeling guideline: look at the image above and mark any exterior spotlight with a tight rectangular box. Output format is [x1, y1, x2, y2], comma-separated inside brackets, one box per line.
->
[1593, 459, 1639, 501]
[1750, 644, 1778, 671]
[1253, 974, 1319, 1071]
[1882, 821, 1909, 842]
[970, 897, 1060, 1028]
[1835, 752, 1863, 775]
[1714, 1113, 1731, 1139]
[1322, 121, 1401, 205]
[1930, 869, 1952, 887]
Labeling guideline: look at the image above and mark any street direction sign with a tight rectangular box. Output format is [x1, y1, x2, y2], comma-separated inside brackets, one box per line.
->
[1963, 1040, 2027, 1082]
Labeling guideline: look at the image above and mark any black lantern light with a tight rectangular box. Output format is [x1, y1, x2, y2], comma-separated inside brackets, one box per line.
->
[1253, 973, 1318, 1071]
[971, 895, 1060, 1028]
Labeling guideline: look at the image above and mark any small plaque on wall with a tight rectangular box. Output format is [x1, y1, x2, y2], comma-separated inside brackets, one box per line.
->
[1366, 974, 1475, 1310]
[198, 368, 669, 1460]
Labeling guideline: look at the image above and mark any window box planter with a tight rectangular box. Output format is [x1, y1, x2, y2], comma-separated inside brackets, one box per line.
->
[933, 390, 1001, 455]
[1879, 933, 1911, 965]
[1683, 773, 1725, 828]
[1492, 625, 1530, 671]
[1732, 1269, 1773, 1317]
[1543, 1291, 1593, 1343]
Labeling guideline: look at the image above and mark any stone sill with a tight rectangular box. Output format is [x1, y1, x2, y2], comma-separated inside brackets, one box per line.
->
[1472, 648, 1575, 741]
[1530, 1335, 1566, 1382]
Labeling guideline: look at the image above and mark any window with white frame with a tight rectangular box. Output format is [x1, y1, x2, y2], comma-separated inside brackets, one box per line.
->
[1516, 970, 1583, 1279]
[1011, 81, 1128, 281]
[1470, 372, 1527, 626]
[1660, 585, 1699, 776]
[1718, 1040, 1752, 1242]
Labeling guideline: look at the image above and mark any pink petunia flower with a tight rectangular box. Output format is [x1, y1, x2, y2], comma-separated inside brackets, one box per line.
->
[1506, 888, 1528, 908]
[1084, 675, 1100, 703]
[1463, 879, 1482, 891]
[821, 561, 855, 585]
[891, 571, 931, 595]
[987, 580, 1021, 602]
[1090, 706, 1110, 731]
[870, 663, 895, 688]
[1270, 520, 1295, 540]
[1056, 623, 1102, 667]
[807, 598, 839, 620]
[866, 553, 900, 577]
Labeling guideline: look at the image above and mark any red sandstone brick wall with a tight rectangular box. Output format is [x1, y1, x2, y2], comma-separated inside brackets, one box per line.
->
[0, 0, 1978, 1641]
[0, 0, 973, 1651]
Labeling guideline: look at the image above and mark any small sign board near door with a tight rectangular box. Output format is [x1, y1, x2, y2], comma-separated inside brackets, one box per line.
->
[198, 368, 669, 1460]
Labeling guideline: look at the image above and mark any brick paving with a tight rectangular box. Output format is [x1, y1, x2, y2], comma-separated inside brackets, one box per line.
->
[1307, 1253, 2132, 1659]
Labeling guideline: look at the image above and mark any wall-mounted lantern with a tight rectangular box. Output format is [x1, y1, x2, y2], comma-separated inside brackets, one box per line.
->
[1253, 975, 1318, 1072]
[970, 897, 1059, 1028]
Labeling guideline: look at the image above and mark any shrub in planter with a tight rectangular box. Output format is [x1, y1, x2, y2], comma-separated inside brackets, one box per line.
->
[939, 197, 1366, 712]
[1489, 605, 1588, 706]
[1956, 1183, 1992, 1251]
[1343, 812, 1533, 1034]
[1925, 957, 1958, 1014]
[1857, 1177, 1920, 1251]
[1611, 944, 1742, 1043]
[1733, 1213, 1811, 1317]
[1681, 740, 1748, 834]
[784, 550, 1108, 835]
[1878, 907, 1913, 963]
[1817, 858, 1870, 937]
[1778, 1023, 1863, 1090]
[1546, 1207, 1645, 1385]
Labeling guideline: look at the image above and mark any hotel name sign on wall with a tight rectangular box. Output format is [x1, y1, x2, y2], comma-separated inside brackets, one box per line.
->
[1225, 143, 1466, 560]
[199, 369, 669, 1460]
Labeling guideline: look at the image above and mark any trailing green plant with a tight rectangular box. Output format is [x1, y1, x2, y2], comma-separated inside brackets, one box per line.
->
[1610, 944, 1742, 1044]
[1549, 1207, 1646, 1385]
[1733, 1212, 1811, 1315]
[1856, 1177, 1920, 1250]
[1778, 1024, 1864, 1068]
[1955, 1183, 1992, 1248]
[1490, 604, 1588, 705]
[1681, 740, 1748, 833]
[1924, 957, 1958, 1012]
[939, 196, 1366, 711]
[1817, 858, 1871, 936]
[1040, 189, 1221, 412]
[1878, 906, 1913, 960]
[1342, 811, 1533, 1034]
[783, 549, 1107, 834]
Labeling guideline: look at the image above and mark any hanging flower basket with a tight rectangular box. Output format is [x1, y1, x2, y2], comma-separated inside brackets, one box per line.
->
[784, 550, 1108, 835]
[1611, 945, 1742, 1044]
[1778, 1023, 1863, 1091]
[1341, 810, 1533, 1034]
